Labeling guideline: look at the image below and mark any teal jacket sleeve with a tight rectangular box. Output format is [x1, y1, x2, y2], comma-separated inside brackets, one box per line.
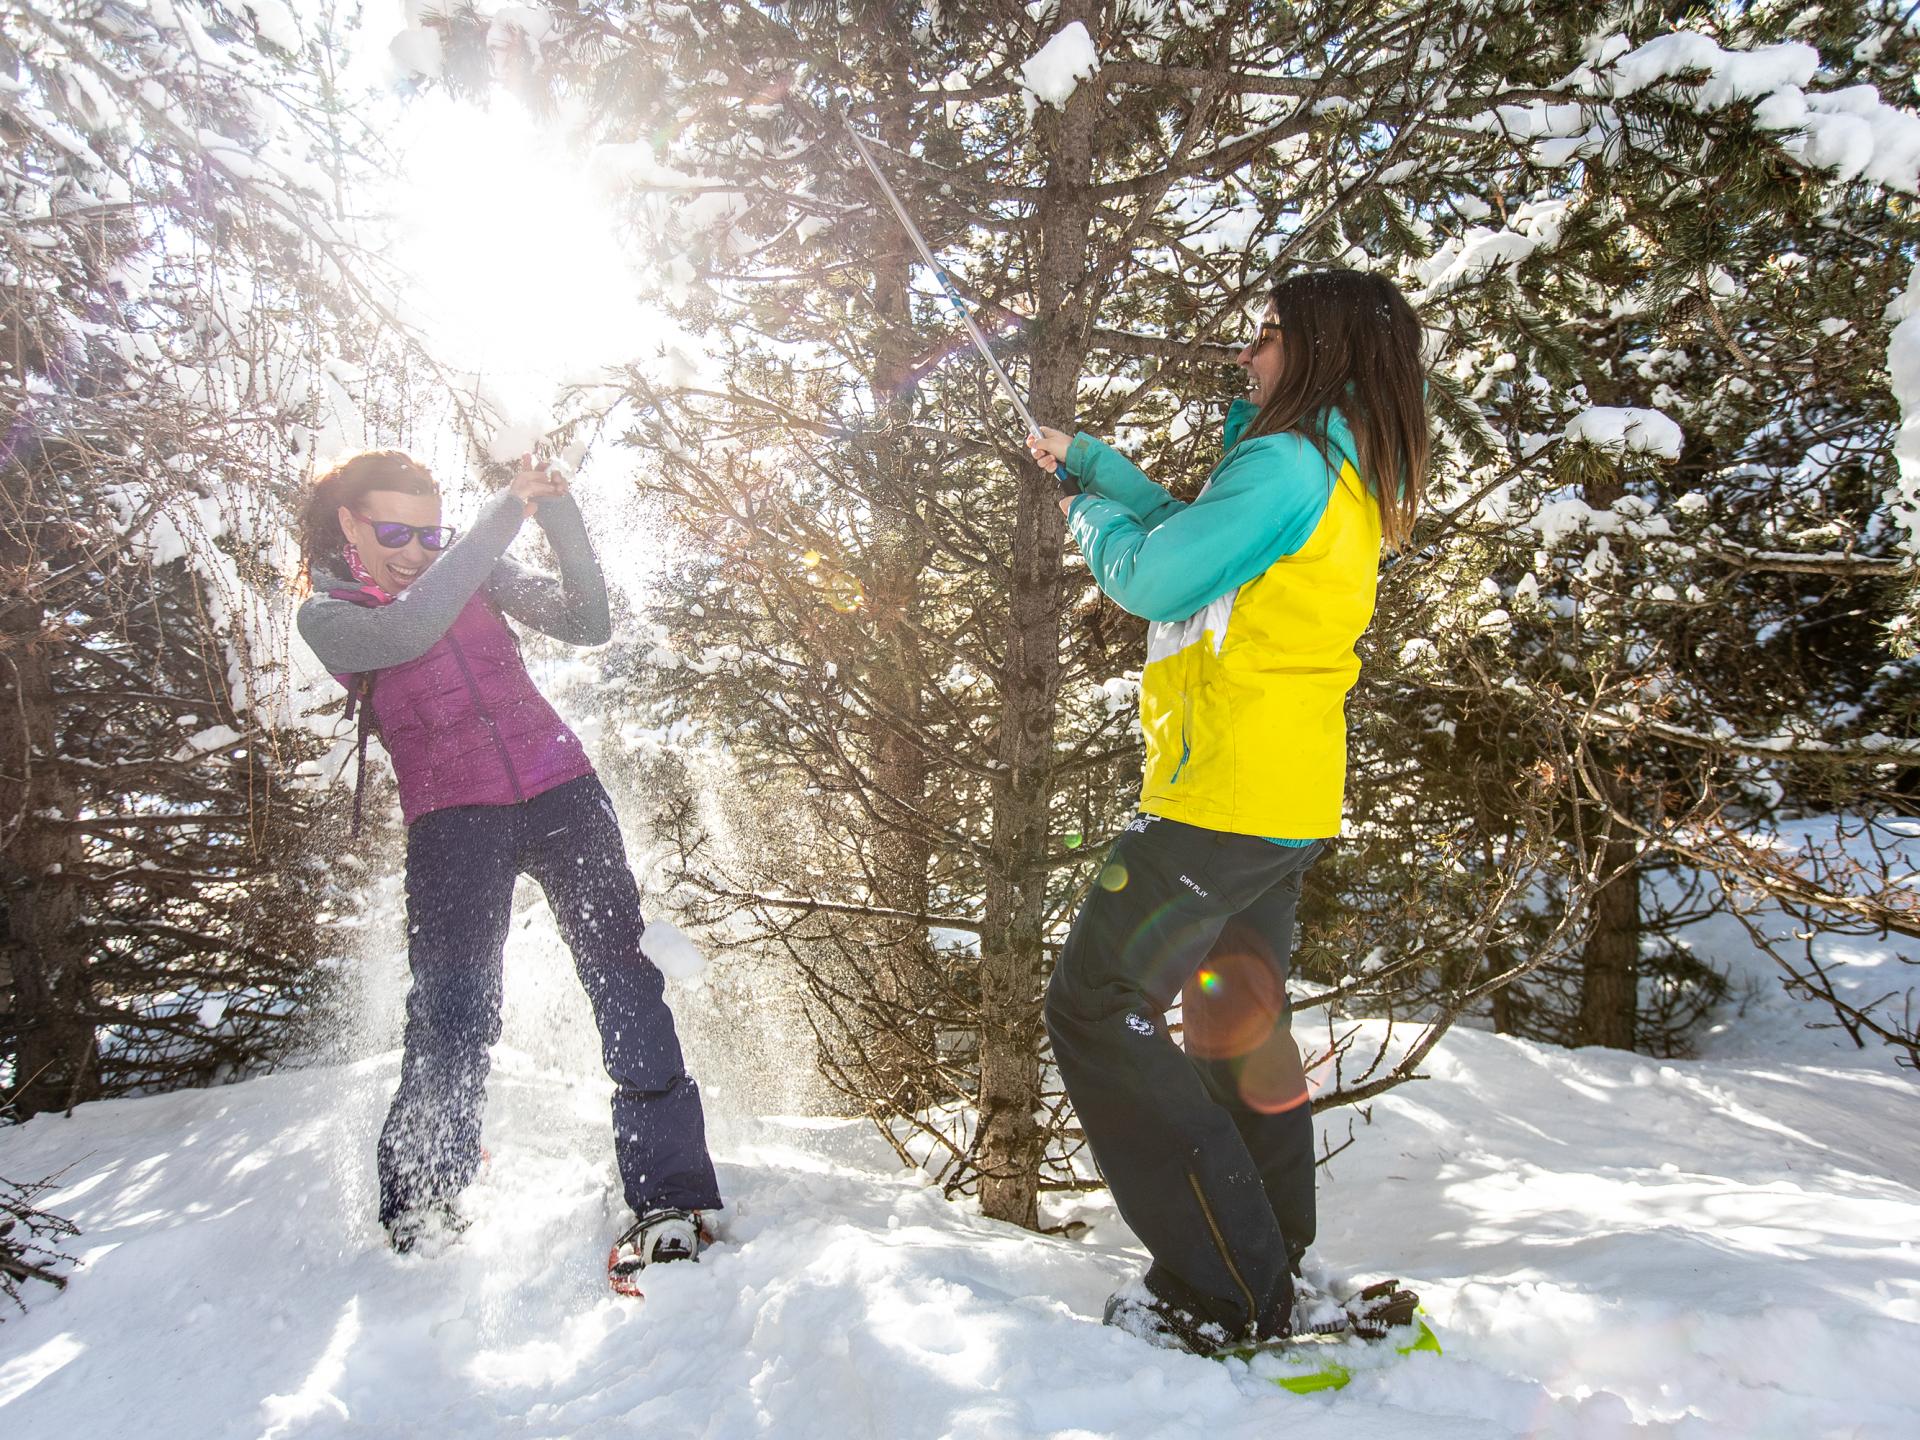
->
[1064, 432, 1186, 527]
[1066, 431, 1337, 624]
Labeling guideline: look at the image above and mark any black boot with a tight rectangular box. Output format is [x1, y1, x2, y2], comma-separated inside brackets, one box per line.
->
[385, 1199, 468, 1256]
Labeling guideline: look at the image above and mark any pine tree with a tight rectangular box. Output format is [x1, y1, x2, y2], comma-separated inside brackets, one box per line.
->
[406, 0, 1920, 1223]
[0, 1, 431, 1114]
[1363, 0, 1920, 1055]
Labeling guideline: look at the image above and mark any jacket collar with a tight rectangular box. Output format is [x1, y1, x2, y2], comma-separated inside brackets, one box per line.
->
[1224, 395, 1260, 449]
[314, 565, 393, 607]
[1223, 397, 1358, 473]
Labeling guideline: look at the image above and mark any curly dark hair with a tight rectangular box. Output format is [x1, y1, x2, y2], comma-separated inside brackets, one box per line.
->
[297, 450, 440, 588]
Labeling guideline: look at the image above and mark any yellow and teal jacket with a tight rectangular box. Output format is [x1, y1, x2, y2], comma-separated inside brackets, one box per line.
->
[1064, 398, 1383, 840]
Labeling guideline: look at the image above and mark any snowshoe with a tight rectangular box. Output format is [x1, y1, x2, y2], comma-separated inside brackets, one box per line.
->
[1334, 1278, 1422, 1339]
[607, 1207, 713, 1298]
[1217, 1278, 1441, 1394]
[1284, 1270, 1348, 1332]
[1105, 1273, 1428, 1352]
[384, 1199, 468, 1257]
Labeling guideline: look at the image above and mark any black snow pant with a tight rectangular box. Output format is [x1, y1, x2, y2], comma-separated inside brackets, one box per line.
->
[1045, 814, 1326, 1342]
[377, 774, 721, 1226]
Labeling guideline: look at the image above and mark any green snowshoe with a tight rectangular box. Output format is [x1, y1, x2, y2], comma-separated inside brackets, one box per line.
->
[1216, 1280, 1442, 1393]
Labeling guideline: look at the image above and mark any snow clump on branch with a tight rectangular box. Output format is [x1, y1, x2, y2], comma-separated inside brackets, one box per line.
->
[1588, 32, 1920, 193]
[1564, 407, 1685, 461]
[1599, 34, 1819, 106]
[1411, 201, 1569, 303]
[1020, 22, 1100, 113]
[240, 0, 303, 54]
[390, 26, 444, 79]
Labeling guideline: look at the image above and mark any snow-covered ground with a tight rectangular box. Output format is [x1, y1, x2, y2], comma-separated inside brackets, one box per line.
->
[3, 878, 1915, 1438]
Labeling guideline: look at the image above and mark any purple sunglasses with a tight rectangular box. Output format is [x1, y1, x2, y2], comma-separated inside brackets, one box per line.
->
[356, 514, 457, 551]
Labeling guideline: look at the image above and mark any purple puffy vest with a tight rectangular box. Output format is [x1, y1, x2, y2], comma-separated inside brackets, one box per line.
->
[332, 585, 595, 826]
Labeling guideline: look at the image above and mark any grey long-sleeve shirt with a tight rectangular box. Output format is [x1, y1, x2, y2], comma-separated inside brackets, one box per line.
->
[297, 491, 612, 675]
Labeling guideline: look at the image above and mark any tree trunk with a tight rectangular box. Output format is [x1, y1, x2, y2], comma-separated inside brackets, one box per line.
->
[1573, 419, 1640, 1052]
[864, 181, 936, 1107]
[975, 34, 1097, 1227]
[1489, 968, 1516, 1034]
[1577, 810, 1640, 1050]
[0, 591, 96, 1117]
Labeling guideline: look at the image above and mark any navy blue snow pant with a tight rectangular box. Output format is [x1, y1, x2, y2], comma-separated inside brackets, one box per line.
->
[377, 774, 721, 1226]
[1045, 815, 1326, 1342]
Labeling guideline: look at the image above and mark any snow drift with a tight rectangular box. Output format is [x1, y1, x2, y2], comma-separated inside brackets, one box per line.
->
[2, 918, 1915, 1437]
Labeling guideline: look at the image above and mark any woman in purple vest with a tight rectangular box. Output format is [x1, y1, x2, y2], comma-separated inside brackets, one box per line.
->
[296, 450, 717, 1287]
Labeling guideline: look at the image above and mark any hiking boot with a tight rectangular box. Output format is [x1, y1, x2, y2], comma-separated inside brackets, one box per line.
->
[1101, 1279, 1235, 1355]
[385, 1199, 468, 1256]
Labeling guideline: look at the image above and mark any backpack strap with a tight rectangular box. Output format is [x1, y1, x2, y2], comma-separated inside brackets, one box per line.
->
[326, 585, 387, 836]
[346, 671, 377, 838]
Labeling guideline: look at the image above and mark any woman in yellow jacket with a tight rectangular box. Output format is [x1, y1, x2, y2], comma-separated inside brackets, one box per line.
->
[1030, 269, 1428, 1354]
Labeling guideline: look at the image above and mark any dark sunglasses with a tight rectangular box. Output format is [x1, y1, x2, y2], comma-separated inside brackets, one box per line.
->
[356, 515, 457, 551]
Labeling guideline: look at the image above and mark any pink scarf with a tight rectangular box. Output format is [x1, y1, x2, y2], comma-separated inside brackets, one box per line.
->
[342, 542, 394, 605]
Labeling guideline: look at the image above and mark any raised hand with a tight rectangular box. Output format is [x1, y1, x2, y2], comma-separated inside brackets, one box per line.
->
[509, 452, 571, 515]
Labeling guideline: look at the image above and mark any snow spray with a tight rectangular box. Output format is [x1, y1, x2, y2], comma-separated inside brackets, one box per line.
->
[841, 116, 1041, 441]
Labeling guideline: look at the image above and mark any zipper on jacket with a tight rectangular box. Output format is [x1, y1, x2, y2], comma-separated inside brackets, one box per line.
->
[445, 629, 525, 803]
[1168, 691, 1195, 785]
[1187, 1169, 1258, 1339]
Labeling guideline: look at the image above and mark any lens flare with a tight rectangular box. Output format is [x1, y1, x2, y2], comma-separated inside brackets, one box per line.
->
[1182, 927, 1285, 1061]
[1099, 862, 1129, 892]
[1064, 831, 1084, 849]
[822, 570, 864, 612]
[1235, 1033, 1313, 1114]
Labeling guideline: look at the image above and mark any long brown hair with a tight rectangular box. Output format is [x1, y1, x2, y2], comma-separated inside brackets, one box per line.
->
[1242, 269, 1429, 551]
[297, 450, 439, 587]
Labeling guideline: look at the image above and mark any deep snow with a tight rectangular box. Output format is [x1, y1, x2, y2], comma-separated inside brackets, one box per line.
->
[2, 878, 1916, 1438]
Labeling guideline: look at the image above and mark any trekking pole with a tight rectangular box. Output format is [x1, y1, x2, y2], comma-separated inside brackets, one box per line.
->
[842, 117, 1041, 441]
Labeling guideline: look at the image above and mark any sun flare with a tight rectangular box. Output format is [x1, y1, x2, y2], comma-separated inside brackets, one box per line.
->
[385, 97, 654, 431]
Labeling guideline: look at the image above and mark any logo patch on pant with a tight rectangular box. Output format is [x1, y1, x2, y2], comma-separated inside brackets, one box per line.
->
[1177, 873, 1209, 898]
[1124, 1013, 1157, 1037]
